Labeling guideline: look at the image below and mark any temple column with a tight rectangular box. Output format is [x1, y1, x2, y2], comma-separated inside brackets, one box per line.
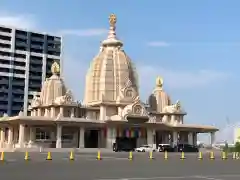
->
[193, 132, 197, 145]
[0, 128, 5, 148]
[70, 108, 75, 118]
[34, 109, 37, 116]
[171, 115, 175, 124]
[172, 131, 178, 146]
[106, 127, 116, 149]
[147, 129, 155, 148]
[100, 106, 106, 121]
[78, 127, 85, 148]
[210, 132, 215, 147]
[50, 107, 55, 117]
[60, 107, 64, 117]
[18, 124, 25, 148]
[7, 127, 13, 146]
[28, 126, 36, 147]
[56, 124, 62, 148]
[188, 132, 193, 145]
[37, 109, 41, 116]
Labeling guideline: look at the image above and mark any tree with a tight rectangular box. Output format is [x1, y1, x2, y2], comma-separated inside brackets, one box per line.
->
[235, 142, 240, 152]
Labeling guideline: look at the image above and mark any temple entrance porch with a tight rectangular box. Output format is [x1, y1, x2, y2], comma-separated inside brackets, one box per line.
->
[0, 120, 217, 150]
[0, 121, 106, 149]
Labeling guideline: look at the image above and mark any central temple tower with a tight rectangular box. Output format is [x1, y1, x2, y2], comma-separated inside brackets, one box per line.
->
[84, 14, 139, 107]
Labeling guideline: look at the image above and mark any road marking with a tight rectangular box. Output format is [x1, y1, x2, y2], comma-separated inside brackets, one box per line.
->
[76, 155, 129, 160]
[6, 159, 17, 162]
[195, 176, 223, 180]
[96, 174, 240, 180]
[96, 176, 197, 180]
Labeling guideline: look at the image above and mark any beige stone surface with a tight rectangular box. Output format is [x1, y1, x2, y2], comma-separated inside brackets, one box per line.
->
[83, 14, 139, 106]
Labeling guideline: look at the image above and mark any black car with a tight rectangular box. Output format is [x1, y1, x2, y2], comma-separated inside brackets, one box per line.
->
[113, 142, 135, 152]
[175, 144, 199, 152]
[158, 144, 175, 152]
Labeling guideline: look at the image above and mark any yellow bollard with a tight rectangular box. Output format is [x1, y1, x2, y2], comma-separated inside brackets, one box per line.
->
[210, 151, 215, 160]
[198, 152, 203, 160]
[0, 152, 4, 161]
[24, 151, 30, 161]
[46, 152, 52, 160]
[69, 151, 74, 161]
[164, 151, 168, 160]
[180, 151, 185, 160]
[128, 151, 133, 160]
[149, 151, 154, 160]
[97, 150, 102, 160]
[222, 151, 227, 160]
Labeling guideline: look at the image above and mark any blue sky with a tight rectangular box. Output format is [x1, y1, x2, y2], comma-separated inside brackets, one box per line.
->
[1, 0, 240, 142]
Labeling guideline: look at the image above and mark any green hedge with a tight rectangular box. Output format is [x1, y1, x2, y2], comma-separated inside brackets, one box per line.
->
[235, 142, 240, 152]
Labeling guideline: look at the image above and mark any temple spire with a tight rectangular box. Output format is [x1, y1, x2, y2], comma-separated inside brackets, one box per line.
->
[102, 14, 123, 46]
[51, 61, 60, 75]
[107, 13, 117, 40]
[156, 76, 163, 90]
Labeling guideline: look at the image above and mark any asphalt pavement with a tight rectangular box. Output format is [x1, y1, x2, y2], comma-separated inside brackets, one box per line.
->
[0, 152, 240, 180]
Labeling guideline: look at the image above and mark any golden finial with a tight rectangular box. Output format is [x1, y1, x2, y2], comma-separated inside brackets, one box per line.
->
[156, 76, 163, 88]
[109, 14, 117, 28]
[51, 61, 60, 75]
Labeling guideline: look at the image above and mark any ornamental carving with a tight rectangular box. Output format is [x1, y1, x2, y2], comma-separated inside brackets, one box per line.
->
[54, 90, 74, 105]
[119, 78, 138, 101]
[121, 97, 149, 119]
[133, 105, 142, 114]
[163, 100, 182, 113]
[31, 95, 41, 108]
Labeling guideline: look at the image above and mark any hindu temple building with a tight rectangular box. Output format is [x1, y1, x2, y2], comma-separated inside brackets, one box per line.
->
[0, 14, 218, 150]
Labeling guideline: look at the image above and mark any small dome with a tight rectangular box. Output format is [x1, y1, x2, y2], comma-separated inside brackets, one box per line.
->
[148, 76, 171, 112]
[40, 62, 67, 105]
[84, 14, 139, 105]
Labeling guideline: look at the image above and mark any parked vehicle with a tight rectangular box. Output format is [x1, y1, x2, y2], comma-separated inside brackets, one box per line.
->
[112, 138, 136, 152]
[135, 145, 156, 152]
[157, 144, 175, 152]
[175, 144, 199, 152]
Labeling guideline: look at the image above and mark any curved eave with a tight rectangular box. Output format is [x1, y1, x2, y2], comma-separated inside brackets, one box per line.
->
[101, 39, 123, 46]
[126, 115, 149, 123]
[170, 124, 219, 133]
[29, 103, 79, 110]
[0, 116, 105, 125]
[161, 112, 187, 116]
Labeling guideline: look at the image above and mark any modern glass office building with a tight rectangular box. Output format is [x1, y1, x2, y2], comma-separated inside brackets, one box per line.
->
[0, 25, 62, 116]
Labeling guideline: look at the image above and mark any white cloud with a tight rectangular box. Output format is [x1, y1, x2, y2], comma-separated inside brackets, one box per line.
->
[59, 29, 108, 37]
[138, 65, 230, 89]
[147, 41, 170, 47]
[0, 12, 36, 29]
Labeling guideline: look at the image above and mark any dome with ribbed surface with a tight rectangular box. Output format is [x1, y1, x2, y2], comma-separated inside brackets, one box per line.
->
[148, 76, 171, 112]
[40, 62, 67, 105]
[84, 14, 139, 106]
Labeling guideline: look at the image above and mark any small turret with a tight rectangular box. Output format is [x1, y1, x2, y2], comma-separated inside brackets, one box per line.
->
[39, 61, 67, 106]
[148, 76, 171, 112]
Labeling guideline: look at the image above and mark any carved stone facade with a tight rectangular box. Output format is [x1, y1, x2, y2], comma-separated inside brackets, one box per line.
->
[0, 14, 218, 150]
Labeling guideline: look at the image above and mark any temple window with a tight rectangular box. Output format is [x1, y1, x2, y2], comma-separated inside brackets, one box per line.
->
[62, 133, 73, 140]
[63, 107, 71, 117]
[167, 115, 171, 122]
[62, 128, 74, 140]
[35, 128, 50, 140]
[96, 112, 100, 120]
[126, 89, 133, 97]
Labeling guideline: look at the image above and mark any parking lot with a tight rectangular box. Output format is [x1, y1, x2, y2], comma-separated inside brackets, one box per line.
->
[0, 151, 240, 180]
